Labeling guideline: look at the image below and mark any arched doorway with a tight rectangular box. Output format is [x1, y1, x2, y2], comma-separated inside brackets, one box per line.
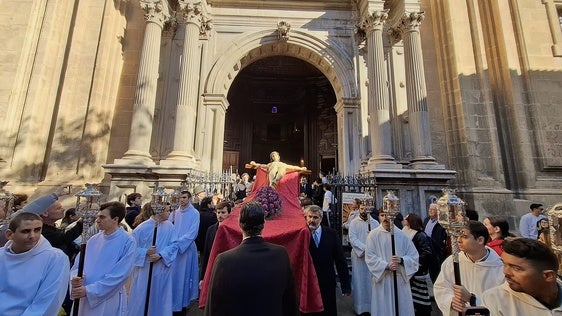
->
[222, 56, 337, 177]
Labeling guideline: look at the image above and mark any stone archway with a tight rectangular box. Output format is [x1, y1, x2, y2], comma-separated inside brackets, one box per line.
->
[201, 28, 359, 173]
[224, 55, 338, 176]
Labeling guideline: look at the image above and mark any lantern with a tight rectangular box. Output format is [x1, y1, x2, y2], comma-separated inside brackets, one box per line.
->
[0, 181, 14, 226]
[75, 184, 103, 242]
[151, 186, 170, 215]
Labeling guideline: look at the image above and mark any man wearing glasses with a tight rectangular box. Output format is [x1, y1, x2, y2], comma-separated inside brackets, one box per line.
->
[519, 203, 546, 239]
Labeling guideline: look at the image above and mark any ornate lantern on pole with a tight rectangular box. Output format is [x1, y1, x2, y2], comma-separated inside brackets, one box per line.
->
[169, 187, 181, 213]
[437, 188, 467, 316]
[72, 184, 103, 316]
[151, 186, 170, 215]
[382, 190, 400, 316]
[0, 181, 14, 226]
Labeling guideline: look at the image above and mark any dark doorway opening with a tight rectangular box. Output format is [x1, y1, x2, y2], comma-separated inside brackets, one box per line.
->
[223, 55, 337, 177]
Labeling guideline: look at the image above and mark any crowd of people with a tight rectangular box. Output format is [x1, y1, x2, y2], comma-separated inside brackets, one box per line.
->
[0, 177, 561, 316]
[341, 200, 560, 316]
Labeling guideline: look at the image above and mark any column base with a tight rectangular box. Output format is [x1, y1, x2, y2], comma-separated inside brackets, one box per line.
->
[160, 150, 199, 168]
[366, 155, 402, 170]
[409, 156, 445, 170]
[114, 150, 155, 165]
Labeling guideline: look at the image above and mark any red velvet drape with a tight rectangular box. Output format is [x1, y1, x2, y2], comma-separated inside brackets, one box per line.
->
[199, 168, 323, 313]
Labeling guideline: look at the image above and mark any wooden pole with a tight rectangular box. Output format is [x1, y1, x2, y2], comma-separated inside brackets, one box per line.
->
[144, 223, 158, 316]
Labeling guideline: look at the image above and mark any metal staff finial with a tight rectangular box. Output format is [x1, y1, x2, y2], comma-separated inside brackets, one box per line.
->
[437, 188, 467, 263]
[437, 188, 467, 316]
[0, 181, 14, 226]
[383, 190, 400, 231]
[151, 185, 169, 215]
[75, 183, 103, 242]
[169, 187, 181, 212]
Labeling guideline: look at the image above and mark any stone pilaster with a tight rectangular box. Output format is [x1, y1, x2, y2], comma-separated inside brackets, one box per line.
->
[400, 12, 439, 167]
[117, 0, 169, 165]
[162, 0, 202, 165]
[362, 10, 399, 169]
[200, 94, 228, 173]
[334, 98, 362, 175]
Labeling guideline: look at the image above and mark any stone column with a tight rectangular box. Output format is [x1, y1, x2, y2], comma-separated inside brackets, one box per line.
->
[162, 0, 201, 165]
[118, 0, 169, 164]
[400, 12, 437, 166]
[363, 10, 398, 169]
[334, 98, 362, 175]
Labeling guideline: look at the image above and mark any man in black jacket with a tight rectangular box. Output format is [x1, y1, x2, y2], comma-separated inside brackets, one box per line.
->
[124, 192, 142, 229]
[305, 205, 351, 316]
[205, 202, 297, 316]
[423, 203, 448, 282]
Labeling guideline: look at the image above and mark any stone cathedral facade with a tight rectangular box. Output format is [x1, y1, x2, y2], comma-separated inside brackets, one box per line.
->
[1, 0, 562, 224]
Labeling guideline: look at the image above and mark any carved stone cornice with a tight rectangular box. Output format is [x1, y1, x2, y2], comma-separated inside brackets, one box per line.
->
[398, 11, 425, 33]
[179, 0, 203, 25]
[140, 0, 170, 27]
[361, 9, 389, 34]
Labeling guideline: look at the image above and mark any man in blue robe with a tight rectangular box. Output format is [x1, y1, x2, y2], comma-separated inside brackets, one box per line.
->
[70, 202, 136, 315]
[0, 212, 69, 315]
[170, 190, 200, 315]
[128, 204, 178, 316]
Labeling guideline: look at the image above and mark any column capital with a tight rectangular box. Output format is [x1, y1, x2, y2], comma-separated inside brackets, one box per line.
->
[362, 9, 389, 34]
[179, 0, 203, 25]
[140, 0, 170, 27]
[399, 11, 425, 33]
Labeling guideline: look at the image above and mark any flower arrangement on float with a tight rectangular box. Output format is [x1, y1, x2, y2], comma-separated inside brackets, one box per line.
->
[254, 186, 283, 219]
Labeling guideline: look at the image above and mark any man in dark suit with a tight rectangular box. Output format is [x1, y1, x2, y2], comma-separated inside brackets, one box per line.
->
[205, 201, 297, 316]
[423, 203, 448, 282]
[305, 205, 351, 316]
[199, 200, 233, 286]
[196, 196, 218, 252]
[299, 176, 313, 198]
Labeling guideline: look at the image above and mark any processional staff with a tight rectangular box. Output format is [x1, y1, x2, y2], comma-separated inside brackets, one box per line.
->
[437, 189, 467, 316]
[169, 182, 185, 225]
[383, 191, 401, 316]
[144, 185, 170, 316]
[72, 184, 103, 316]
[0, 181, 15, 227]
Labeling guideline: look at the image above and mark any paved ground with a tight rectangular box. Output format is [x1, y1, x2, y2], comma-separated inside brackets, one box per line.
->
[186, 284, 443, 315]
